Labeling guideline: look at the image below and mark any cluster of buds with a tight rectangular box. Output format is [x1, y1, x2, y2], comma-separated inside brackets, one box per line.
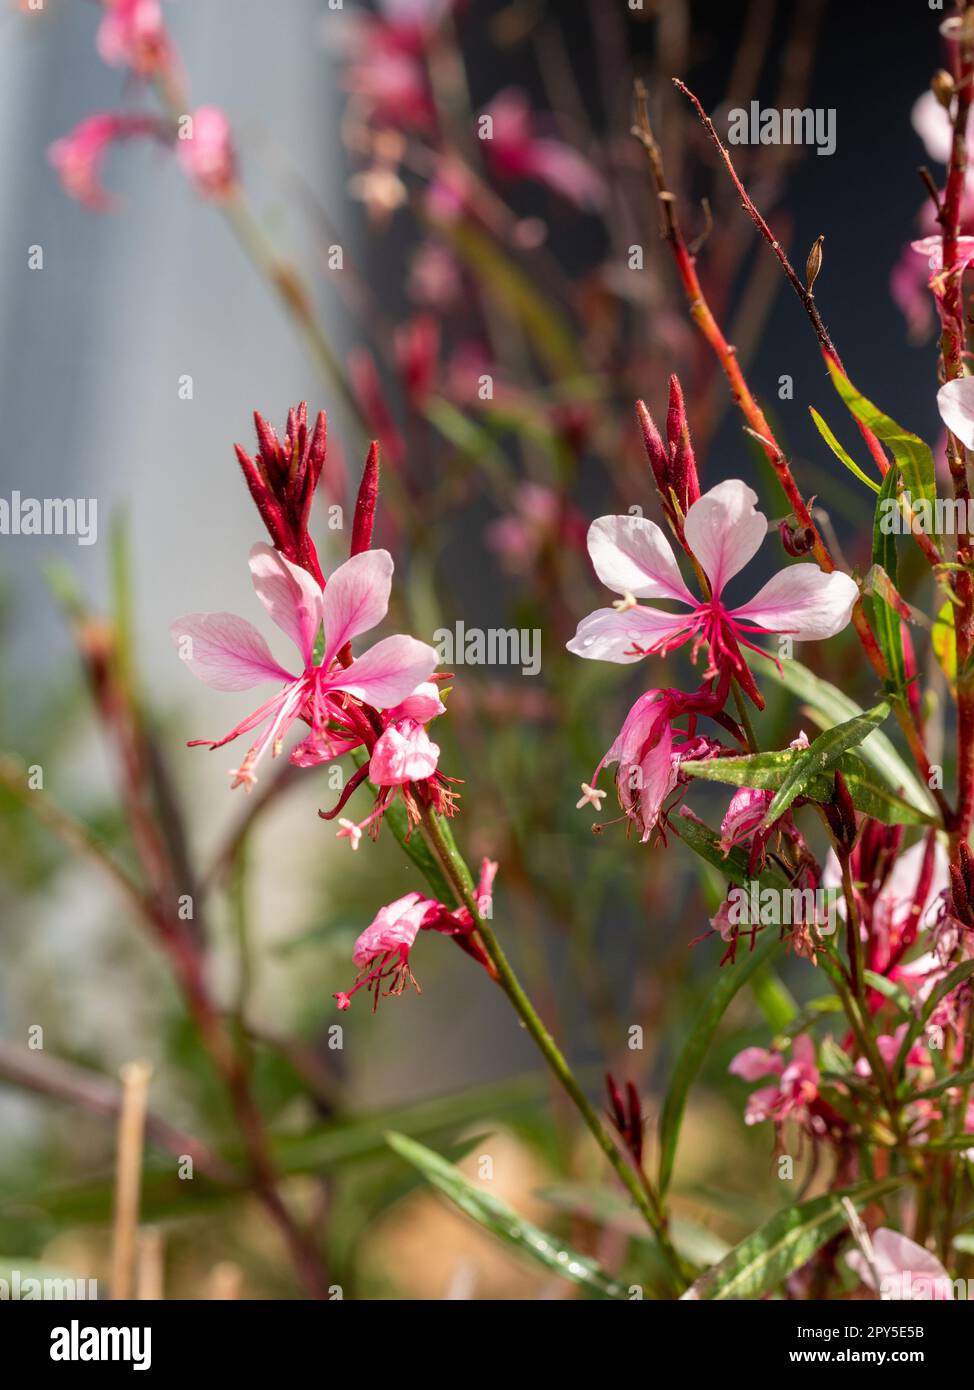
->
[948, 841, 974, 933]
[635, 375, 701, 547]
[235, 405, 329, 587]
[605, 1073, 644, 1167]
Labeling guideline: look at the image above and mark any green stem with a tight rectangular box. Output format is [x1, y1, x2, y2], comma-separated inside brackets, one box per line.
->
[419, 807, 689, 1293]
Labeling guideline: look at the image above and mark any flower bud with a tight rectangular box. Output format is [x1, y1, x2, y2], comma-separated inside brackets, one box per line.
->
[778, 516, 816, 557]
[932, 69, 955, 108]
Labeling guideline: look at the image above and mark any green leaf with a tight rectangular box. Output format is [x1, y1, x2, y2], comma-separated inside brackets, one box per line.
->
[683, 749, 834, 797]
[809, 407, 881, 494]
[762, 701, 890, 826]
[834, 754, 937, 826]
[863, 971, 913, 1017]
[827, 361, 938, 529]
[746, 650, 935, 817]
[894, 958, 974, 1074]
[539, 1183, 731, 1266]
[657, 846, 786, 1195]
[680, 1179, 903, 1300]
[385, 1132, 627, 1299]
[867, 462, 907, 694]
[911, 1066, 974, 1102]
[683, 747, 933, 825]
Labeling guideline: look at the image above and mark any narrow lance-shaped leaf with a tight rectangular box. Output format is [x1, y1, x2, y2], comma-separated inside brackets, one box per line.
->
[868, 461, 907, 695]
[746, 649, 935, 815]
[681, 1179, 903, 1301]
[659, 815, 788, 1195]
[809, 407, 881, 494]
[761, 701, 890, 827]
[683, 748, 934, 826]
[827, 360, 939, 547]
[385, 1131, 628, 1299]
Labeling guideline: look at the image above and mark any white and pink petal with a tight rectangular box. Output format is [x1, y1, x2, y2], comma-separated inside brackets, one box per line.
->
[566, 606, 694, 664]
[731, 565, 858, 641]
[170, 612, 294, 691]
[683, 480, 767, 595]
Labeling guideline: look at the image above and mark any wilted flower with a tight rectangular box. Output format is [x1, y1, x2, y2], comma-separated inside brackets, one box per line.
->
[335, 857, 498, 1010]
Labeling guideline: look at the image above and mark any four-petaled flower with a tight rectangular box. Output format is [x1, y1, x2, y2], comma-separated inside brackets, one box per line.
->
[171, 543, 438, 789]
[567, 480, 859, 705]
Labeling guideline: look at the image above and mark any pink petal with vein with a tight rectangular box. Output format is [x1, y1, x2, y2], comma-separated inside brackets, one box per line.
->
[170, 612, 294, 691]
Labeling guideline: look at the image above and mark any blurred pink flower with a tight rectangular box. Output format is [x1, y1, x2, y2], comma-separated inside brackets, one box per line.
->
[486, 483, 586, 575]
[97, 0, 171, 76]
[176, 106, 236, 199]
[337, 0, 453, 131]
[484, 89, 606, 210]
[48, 112, 159, 210]
[171, 543, 438, 789]
[729, 1035, 824, 1132]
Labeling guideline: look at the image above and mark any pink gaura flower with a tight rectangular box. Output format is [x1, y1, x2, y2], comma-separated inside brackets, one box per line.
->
[48, 113, 160, 210]
[846, 1228, 955, 1300]
[567, 481, 859, 705]
[483, 89, 607, 211]
[335, 857, 497, 1010]
[176, 106, 236, 200]
[578, 687, 722, 842]
[97, 0, 171, 76]
[171, 543, 438, 790]
[729, 1036, 827, 1133]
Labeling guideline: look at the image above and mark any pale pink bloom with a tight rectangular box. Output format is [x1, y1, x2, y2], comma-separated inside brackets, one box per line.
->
[911, 234, 974, 273]
[409, 241, 463, 310]
[483, 89, 606, 211]
[847, 1228, 954, 1300]
[729, 1035, 822, 1131]
[176, 106, 236, 199]
[335, 1, 451, 131]
[369, 719, 440, 785]
[171, 543, 438, 789]
[567, 481, 859, 670]
[97, 0, 170, 76]
[938, 375, 974, 450]
[367, 680, 444, 785]
[486, 484, 562, 572]
[48, 113, 157, 210]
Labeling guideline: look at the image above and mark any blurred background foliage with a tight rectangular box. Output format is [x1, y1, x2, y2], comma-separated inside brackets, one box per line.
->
[0, 0, 955, 1298]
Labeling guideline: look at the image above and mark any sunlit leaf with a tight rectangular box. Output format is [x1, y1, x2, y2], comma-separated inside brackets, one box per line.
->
[386, 1132, 627, 1299]
[680, 1179, 903, 1300]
